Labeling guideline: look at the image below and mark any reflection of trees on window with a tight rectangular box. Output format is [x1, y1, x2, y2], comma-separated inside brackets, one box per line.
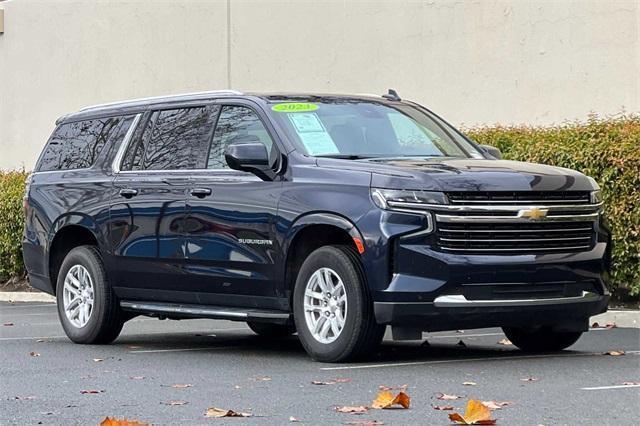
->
[207, 106, 274, 169]
[39, 116, 131, 171]
[131, 106, 218, 171]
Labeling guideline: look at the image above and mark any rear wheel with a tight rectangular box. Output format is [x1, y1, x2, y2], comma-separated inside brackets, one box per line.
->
[247, 321, 296, 338]
[502, 326, 583, 352]
[56, 246, 124, 344]
[293, 245, 384, 362]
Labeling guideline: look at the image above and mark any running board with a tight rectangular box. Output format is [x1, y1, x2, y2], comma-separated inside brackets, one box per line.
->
[120, 301, 291, 324]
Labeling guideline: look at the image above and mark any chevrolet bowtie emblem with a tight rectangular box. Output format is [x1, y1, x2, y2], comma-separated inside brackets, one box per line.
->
[519, 207, 549, 220]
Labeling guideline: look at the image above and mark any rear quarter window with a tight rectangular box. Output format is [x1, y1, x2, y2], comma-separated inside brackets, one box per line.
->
[38, 116, 132, 172]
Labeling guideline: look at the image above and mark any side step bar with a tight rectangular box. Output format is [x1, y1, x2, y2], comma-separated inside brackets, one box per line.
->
[120, 301, 291, 324]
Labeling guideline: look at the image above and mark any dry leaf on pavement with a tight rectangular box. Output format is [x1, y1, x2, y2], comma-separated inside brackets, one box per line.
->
[3, 322, 14, 326]
[162, 400, 188, 406]
[29, 352, 40, 357]
[204, 407, 252, 418]
[448, 399, 497, 425]
[462, 381, 477, 386]
[345, 421, 384, 425]
[497, 339, 512, 345]
[371, 390, 410, 409]
[437, 393, 463, 400]
[129, 376, 145, 380]
[621, 381, 640, 385]
[432, 405, 454, 410]
[604, 350, 625, 356]
[481, 401, 512, 410]
[80, 389, 104, 394]
[170, 384, 193, 388]
[100, 417, 149, 426]
[311, 378, 351, 385]
[335, 405, 368, 414]
[520, 377, 539, 382]
[378, 384, 408, 392]
[591, 322, 616, 329]
[93, 358, 104, 362]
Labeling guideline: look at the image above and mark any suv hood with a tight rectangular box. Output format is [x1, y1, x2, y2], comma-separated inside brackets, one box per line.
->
[316, 157, 595, 192]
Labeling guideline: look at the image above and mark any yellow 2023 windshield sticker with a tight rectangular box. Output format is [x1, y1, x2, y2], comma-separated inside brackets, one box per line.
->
[271, 103, 319, 112]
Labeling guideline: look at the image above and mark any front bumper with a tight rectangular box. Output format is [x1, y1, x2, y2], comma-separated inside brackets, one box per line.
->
[374, 291, 609, 331]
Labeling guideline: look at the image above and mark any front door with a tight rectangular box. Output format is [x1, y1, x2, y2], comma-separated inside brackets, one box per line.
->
[183, 104, 284, 310]
[108, 104, 219, 302]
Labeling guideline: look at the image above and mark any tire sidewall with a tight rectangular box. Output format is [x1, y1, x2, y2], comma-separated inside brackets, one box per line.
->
[56, 247, 109, 343]
[293, 246, 366, 361]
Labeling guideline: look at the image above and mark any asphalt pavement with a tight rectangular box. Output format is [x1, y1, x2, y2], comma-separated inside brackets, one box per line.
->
[1, 301, 639, 425]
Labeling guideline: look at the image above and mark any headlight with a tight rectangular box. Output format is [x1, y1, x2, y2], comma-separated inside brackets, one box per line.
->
[371, 188, 447, 210]
[590, 189, 602, 204]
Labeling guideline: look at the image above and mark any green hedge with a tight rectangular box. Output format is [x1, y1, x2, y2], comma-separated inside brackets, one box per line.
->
[0, 170, 27, 282]
[1, 115, 639, 298]
[465, 114, 640, 297]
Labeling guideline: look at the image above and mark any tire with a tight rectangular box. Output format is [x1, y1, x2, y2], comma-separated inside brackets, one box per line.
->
[293, 245, 385, 362]
[502, 326, 583, 352]
[56, 245, 124, 344]
[247, 321, 296, 338]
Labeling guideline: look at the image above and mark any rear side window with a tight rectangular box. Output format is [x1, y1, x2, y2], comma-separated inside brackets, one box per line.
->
[126, 105, 219, 171]
[38, 116, 132, 172]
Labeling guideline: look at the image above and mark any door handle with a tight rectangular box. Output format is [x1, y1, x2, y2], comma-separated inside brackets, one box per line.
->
[190, 188, 212, 198]
[119, 188, 138, 198]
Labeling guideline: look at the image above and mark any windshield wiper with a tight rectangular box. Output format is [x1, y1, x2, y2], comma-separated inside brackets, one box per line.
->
[316, 154, 374, 160]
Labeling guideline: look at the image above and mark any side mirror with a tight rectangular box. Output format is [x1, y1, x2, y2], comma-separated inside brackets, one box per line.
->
[224, 136, 272, 179]
[480, 144, 502, 159]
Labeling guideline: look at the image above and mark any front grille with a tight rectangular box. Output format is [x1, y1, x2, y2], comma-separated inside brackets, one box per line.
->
[437, 221, 594, 253]
[446, 191, 590, 205]
[430, 191, 600, 254]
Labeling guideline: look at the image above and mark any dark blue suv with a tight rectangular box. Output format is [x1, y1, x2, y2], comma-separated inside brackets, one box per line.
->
[23, 90, 610, 362]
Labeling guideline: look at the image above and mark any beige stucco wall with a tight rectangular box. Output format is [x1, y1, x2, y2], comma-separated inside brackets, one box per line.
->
[0, 0, 638, 170]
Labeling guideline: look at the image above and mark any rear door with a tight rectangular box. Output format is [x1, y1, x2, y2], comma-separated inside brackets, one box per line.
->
[183, 103, 284, 309]
[108, 104, 219, 302]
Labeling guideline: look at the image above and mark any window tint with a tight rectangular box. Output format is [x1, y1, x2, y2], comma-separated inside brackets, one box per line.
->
[38, 116, 132, 171]
[207, 106, 275, 169]
[128, 105, 218, 171]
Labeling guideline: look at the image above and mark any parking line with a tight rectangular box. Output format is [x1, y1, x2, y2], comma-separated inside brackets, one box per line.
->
[320, 350, 640, 371]
[581, 384, 640, 390]
[0, 303, 56, 309]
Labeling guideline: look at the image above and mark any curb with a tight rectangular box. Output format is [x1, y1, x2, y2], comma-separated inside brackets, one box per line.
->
[0, 292, 638, 328]
[0, 292, 56, 303]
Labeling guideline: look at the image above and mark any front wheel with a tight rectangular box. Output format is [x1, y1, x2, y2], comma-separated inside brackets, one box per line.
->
[293, 245, 384, 362]
[502, 326, 583, 352]
[56, 246, 124, 344]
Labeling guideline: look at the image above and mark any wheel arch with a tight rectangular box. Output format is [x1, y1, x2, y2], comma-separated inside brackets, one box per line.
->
[282, 213, 366, 308]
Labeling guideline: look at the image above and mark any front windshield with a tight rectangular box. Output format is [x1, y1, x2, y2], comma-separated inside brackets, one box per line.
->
[268, 100, 482, 159]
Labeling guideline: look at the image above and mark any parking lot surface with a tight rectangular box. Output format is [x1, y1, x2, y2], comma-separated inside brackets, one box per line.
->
[1, 301, 639, 425]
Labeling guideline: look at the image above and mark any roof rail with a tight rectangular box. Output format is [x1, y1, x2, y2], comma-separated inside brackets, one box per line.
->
[78, 90, 244, 112]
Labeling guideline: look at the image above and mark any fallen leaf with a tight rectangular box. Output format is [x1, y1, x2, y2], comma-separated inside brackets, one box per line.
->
[591, 322, 616, 329]
[170, 384, 193, 388]
[12, 396, 36, 400]
[448, 399, 497, 425]
[311, 378, 351, 385]
[100, 417, 149, 426]
[497, 338, 512, 346]
[520, 377, 539, 382]
[481, 401, 512, 410]
[93, 358, 104, 362]
[129, 376, 145, 380]
[345, 421, 384, 425]
[457, 330, 465, 333]
[378, 384, 408, 392]
[621, 381, 640, 385]
[80, 389, 104, 394]
[3, 322, 14, 326]
[29, 352, 40, 357]
[432, 405, 454, 410]
[204, 407, 252, 418]
[335, 405, 368, 414]
[36, 339, 48, 343]
[604, 350, 625, 356]
[462, 381, 477, 386]
[437, 393, 463, 400]
[371, 390, 410, 409]
[162, 400, 188, 406]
